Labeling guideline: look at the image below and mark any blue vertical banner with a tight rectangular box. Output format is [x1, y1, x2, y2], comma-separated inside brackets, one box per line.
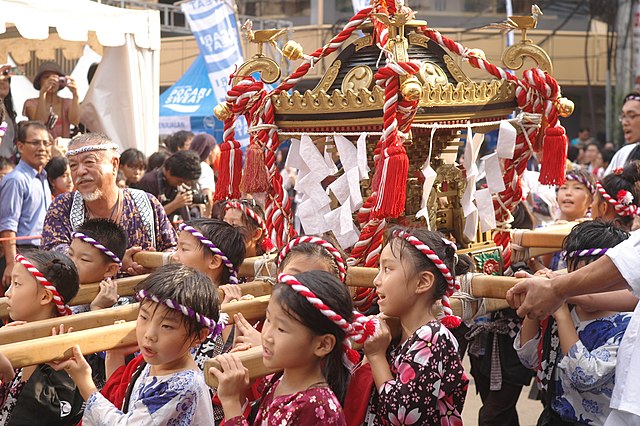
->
[181, 0, 249, 145]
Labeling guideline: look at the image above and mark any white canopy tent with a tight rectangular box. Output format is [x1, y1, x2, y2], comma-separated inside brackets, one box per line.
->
[0, 0, 161, 156]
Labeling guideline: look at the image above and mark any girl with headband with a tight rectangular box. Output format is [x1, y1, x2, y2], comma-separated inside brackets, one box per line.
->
[516, 220, 632, 425]
[591, 161, 640, 231]
[350, 226, 469, 425]
[52, 264, 221, 425]
[0, 251, 84, 424]
[212, 270, 367, 424]
[532, 169, 596, 271]
[223, 199, 275, 257]
[233, 234, 348, 351]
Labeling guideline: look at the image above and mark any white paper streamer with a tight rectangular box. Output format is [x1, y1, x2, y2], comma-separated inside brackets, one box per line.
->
[497, 121, 517, 160]
[356, 133, 370, 180]
[476, 188, 497, 232]
[483, 152, 506, 194]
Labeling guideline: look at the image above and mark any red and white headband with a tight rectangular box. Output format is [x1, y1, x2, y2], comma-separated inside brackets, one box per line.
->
[392, 229, 461, 328]
[15, 254, 71, 316]
[277, 273, 378, 370]
[225, 200, 275, 253]
[276, 236, 347, 283]
[595, 182, 639, 218]
[72, 231, 122, 266]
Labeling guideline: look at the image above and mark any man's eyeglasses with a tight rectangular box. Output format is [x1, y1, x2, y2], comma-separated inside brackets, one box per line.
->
[21, 139, 53, 147]
[618, 113, 640, 123]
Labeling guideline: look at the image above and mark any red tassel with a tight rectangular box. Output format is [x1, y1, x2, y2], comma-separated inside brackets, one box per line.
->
[240, 143, 269, 193]
[371, 145, 408, 219]
[441, 314, 462, 329]
[539, 126, 568, 186]
[214, 141, 243, 201]
[214, 143, 232, 201]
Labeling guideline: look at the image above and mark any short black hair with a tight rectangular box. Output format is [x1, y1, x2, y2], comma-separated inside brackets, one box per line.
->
[23, 251, 80, 313]
[44, 156, 68, 189]
[184, 218, 246, 284]
[75, 218, 128, 264]
[17, 120, 48, 142]
[147, 151, 169, 172]
[166, 130, 194, 153]
[562, 220, 629, 272]
[164, 150, 201, 181]
[120, 148, 146, 170]
[135, 263, 221, 338]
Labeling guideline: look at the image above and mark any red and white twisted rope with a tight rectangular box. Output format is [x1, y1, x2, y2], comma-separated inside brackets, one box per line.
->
[15, 254, 70, 316]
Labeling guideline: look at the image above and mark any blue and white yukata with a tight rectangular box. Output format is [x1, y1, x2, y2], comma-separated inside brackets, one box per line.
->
[515, 309, 631, 425]
[83, 364, 214, 425]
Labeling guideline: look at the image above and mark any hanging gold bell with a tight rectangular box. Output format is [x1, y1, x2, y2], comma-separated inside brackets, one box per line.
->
[401, 76, 423, 102]
[214, 103, 232, 121]
[282, 40, 304, 61]
[556, 97, 574, 118]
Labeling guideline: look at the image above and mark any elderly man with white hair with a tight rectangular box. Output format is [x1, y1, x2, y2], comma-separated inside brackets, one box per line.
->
[42, 133, 176, 275]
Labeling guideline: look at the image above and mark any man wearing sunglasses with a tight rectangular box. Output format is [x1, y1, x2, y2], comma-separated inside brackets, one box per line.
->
[0, 120, 52, 287]
[605, 93, 640, 175]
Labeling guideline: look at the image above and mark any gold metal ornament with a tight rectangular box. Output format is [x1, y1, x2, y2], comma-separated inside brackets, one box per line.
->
[282, 40, 304, 61]
[556, 97, 574, 117]
[214, 103, 232, 121]
[401, 76, 423, 101]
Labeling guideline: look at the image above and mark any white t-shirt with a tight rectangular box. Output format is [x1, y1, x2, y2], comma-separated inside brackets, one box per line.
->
[198, 161, 215, 192]
[605, 230, 640, 423]
[604, 143, 639, 176]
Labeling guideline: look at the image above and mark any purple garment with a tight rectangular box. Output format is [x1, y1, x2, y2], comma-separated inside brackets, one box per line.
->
[41, 188, 177, 252]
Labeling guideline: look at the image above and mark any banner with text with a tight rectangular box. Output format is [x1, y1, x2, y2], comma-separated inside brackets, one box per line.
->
[181, 0, 248, 145]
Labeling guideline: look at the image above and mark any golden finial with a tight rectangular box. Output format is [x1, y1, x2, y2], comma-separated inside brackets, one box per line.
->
[484, 4, 542, 42]
[242, 19, 289, 57]
[400, 76, 423, 101]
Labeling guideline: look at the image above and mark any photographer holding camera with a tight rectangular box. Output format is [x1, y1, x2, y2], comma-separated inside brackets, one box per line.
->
[134, 150, 204, 222]
[24, 62, 80, 139]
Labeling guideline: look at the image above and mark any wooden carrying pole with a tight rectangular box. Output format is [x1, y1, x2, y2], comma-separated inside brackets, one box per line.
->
[204, 346, 279, 388]
[510, 221, 578, 249]
[0, 296, 272, 367]
[133, 252, 276, 279]
[0, 276, 273, 320]
[0, 286, 272, 345]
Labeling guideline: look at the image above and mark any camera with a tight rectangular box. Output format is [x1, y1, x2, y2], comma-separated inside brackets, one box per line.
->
[191, 192, 209, 205]
[58, 76, 68, 89]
